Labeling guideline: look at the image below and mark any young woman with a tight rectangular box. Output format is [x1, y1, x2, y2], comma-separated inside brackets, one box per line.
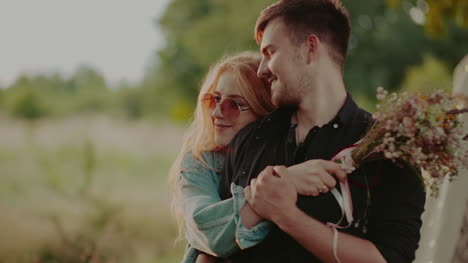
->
[169, 51, 274, 263]
[169, 51, 334, 263]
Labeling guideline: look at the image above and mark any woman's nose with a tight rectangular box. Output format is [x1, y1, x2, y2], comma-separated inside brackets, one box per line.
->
[211, 103, 223, 118]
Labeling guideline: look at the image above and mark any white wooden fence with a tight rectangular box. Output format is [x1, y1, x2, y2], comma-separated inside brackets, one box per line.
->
[414, 55, 468, 263]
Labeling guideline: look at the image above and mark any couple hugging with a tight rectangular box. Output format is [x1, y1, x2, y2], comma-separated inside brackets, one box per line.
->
[169, 0, 426, 262]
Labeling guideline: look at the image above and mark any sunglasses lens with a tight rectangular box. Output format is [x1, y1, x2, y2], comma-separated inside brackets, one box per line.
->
[202, 94, 216, 111]
[220, 99, 240, 119]
[202, 94, 242, 119]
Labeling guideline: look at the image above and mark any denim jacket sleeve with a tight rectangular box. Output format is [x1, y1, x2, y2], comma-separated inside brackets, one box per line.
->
[178, 152, 271, 260]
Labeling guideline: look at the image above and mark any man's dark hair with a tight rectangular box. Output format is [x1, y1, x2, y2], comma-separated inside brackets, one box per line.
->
[255, 0, 351, 69]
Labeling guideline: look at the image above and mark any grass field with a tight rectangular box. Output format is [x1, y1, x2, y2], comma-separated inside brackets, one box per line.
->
[0, 116, 188, 262]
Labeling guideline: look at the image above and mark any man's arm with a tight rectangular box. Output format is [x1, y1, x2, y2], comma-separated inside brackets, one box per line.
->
[271, 203, 386, 263]
[364, 161, 426, 262]
[245, 164, 387, 263]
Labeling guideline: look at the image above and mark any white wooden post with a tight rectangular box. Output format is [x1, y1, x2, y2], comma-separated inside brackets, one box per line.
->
[414, 55, 468, 263]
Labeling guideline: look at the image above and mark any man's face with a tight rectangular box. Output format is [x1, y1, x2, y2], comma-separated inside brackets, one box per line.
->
[257, 18, 307, 107]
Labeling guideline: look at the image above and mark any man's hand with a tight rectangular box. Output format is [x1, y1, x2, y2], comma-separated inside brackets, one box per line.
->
[285, 159, 348, 196]
[244, 166, 297, 222]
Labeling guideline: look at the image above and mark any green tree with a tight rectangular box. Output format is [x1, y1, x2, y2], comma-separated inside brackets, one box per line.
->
[10, 88, 46, 120]
[3, 75, 47, 119]
[400, 55, 452, 93]
[146, 0, 467, 120]
[69, 65, 112, 113]
[114, 81, 145, 120]
[344, 0, 467, 101]
[145, 0, 275, 118]
[1, 65, 118, 119]
[387, 0, 468, 36]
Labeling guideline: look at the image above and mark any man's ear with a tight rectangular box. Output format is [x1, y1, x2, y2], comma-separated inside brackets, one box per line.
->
[305, 34, 320, 64]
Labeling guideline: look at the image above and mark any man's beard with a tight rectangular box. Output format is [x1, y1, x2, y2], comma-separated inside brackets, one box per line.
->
[271, 80, 299, 107]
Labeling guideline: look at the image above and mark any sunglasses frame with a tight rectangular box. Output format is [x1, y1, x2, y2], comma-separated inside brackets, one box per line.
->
[201, 93, 250, 119]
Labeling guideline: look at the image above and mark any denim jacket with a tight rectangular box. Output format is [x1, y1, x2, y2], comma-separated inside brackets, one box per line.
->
[178, 151, 271, 263]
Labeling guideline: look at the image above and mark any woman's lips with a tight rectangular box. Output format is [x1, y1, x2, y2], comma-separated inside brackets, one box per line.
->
[215, 124, 232, 131]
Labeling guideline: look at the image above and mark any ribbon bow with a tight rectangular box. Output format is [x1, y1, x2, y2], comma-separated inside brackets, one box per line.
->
[326, 142, 360, 263]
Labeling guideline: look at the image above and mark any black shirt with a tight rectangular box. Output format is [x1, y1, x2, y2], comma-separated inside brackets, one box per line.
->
[219, 95, 426, 263]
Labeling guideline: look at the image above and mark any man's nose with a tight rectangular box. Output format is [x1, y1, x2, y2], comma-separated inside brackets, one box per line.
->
[257, 59, 269, 79]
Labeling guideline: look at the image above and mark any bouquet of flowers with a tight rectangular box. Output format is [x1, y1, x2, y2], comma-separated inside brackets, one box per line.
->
[338, 88, 468, 196]
[329, 88, 468, 263]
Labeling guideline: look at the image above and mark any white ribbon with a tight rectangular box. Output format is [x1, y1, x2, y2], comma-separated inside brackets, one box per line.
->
[326, 142, 360, 263]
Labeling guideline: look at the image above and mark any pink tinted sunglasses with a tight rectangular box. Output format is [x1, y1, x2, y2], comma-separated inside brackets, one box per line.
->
[201, 93, 251, 119]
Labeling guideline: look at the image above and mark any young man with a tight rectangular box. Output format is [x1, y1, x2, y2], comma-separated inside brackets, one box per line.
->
[219, 0, 426, 262]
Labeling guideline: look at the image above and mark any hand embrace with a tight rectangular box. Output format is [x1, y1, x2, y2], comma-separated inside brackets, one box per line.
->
[244, 166, 297, 222]
[281, 159, 348, 196]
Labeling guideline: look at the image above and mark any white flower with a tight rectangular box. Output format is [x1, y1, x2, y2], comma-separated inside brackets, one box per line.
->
[384, 151, 393, 159]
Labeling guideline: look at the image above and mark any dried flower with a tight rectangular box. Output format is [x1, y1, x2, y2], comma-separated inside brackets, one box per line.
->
[350, 89, 468, 196]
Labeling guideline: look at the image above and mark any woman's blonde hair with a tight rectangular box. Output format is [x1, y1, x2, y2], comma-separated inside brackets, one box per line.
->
[169, 51, 275, 241]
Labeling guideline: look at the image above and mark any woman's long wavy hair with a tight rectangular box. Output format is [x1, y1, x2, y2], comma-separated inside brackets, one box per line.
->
[169, 51, 275, 241]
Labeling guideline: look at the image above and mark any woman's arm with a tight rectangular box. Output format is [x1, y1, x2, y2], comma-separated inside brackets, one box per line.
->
[239, 201, 263, 228]
[195, 253, 217, 263]
[178, 153, 271, 258]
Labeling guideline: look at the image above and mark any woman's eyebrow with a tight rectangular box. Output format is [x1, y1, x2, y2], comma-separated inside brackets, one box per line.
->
[226, 94, 245, 100]
[213, 92, 245, 100]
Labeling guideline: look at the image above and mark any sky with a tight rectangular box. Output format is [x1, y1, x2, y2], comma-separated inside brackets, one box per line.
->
[0, 0, 171, 87]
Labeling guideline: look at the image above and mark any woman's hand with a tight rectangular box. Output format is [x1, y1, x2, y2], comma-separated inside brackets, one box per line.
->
[240, 201, 263, 228]
[195, 253, 217, 263]
[275, 160, 347, 196]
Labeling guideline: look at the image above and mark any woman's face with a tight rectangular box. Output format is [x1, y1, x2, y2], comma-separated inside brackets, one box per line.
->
[210, 72, 258, 147]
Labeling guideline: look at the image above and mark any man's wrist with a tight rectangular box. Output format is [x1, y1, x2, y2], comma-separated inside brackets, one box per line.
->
[271, 205, 302, 230]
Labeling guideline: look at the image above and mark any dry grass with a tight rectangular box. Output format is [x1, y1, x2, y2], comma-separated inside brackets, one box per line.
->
[0, 115, 188, 263]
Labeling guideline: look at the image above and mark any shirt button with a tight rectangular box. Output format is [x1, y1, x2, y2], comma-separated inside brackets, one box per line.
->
[333, 123, 339, 129]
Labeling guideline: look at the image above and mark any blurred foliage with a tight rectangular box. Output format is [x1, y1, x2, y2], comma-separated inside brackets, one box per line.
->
[38, 199, 123, 263]
[0, 87, 4, 107]
[143, 0, 276, 118]
[114, 82, 145, 120]
[9, 87, 47, 120]
[401, 55, 452, 93]
[388, 0, 468, 36]
[331, 0, 465, 101]
[1, 65, 115, 118]
[0, 0, 466, 121]
[69, 66, 110, 113]
[0, 117, 185, 262]
[146, 0, 468, 118]
[81, 137, 96, 196]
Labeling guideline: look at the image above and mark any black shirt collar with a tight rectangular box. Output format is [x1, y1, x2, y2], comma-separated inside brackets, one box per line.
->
[289, 92, 359, 128]
[330, 92, 358, 127]
[262, 92, 359, 129]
